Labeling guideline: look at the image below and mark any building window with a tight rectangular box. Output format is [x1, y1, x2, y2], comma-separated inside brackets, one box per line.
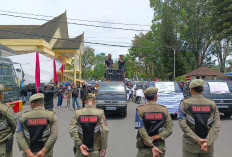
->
[202, 76, 205, 80]
[196, 76, 200, 79]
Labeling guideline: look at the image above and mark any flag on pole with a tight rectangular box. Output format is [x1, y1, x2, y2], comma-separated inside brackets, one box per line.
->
[61, 64, 64, 81]
[35, 52, 40, 93]
[53, 59, 59, 84]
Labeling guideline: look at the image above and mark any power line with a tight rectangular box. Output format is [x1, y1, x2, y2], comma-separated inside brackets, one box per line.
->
[1, 26, 227, 53]
[0, 29, 129, 48]
[0, 28, 212, 52]
[0, 9, 151, 27]
[0, 10, 216, 49]
[0, 13, 149, 32]
[0, 28, 174, 51]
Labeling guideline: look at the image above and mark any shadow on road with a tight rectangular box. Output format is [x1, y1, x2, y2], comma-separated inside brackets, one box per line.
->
[220, 116, 232, 121]
[170, 115, 232, 121]
[106, 114, 126, 120]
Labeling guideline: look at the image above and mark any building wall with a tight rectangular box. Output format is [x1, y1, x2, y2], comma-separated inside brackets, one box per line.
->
[190, 76, 217, 80]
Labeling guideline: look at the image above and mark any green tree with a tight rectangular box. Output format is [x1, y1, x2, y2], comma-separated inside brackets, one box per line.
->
[130, 31, 162, 80]
[211, 0, 232, 39]
[95, 53, 107, 64]
[81, 46, 95, 79]
[90, 63, 105, 80]
[176, 0, 213, 67]
[211, 38, 232, 73]
[90, 53, 107, 80]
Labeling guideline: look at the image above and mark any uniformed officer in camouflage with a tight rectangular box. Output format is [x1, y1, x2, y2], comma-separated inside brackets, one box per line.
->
[16, 93, 58, 157]
[135, 87, 173, 157]
[69, 93, 108, 157]
[178, 79, 220, 157]
[0, 84, 17, 157]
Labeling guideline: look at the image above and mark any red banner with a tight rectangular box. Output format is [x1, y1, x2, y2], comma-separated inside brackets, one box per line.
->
[53, 59, 59, 83]
[35, 52, 40, 93]
[61, 64, 64, 81]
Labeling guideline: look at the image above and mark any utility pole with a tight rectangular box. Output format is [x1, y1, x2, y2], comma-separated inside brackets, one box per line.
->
[174, 49, 176, 80]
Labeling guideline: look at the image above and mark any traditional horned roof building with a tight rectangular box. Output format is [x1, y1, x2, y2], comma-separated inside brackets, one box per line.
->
[0, 12, 84, 83]
[0, 43, 18, 57]
[185, 67, 225, 80]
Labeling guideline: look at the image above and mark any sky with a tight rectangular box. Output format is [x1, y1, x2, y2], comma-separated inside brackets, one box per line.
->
[0, 0, 154, 58]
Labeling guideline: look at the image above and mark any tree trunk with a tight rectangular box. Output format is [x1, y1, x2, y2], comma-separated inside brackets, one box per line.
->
[195, 55, 201, 67]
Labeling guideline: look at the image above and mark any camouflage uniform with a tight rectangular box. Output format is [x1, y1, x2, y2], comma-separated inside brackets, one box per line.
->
[135, 87, 173, 157]
[16, 93, 58, 157]
[178, 79, 220, 157]
[69, 93, 108, 157]
[0, 85, 17, 157]
[66, 88, 71, 108]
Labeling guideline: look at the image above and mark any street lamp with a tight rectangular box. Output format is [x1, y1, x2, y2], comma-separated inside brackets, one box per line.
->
[174, 48, 176, 79]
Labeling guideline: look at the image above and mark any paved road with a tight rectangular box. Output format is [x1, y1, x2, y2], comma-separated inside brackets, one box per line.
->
[14, 99, 232, 157]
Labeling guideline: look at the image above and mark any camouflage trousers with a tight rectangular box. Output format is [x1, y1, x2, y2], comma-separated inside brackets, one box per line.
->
[22, 149, 53, 157]
[182, 141, 214, 157]
[67, 95, 71, 107]
[137, 145, 166, 157]
[75, 149, 100, 157]
[0, 142, 12, 157]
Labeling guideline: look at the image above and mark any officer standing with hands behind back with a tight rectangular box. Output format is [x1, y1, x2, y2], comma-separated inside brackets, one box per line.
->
[69, 93, 108, 157]
[16, 93, 58, 157]
[178, 79, 220, 157]
[135, 87, 173, 157]
[0, 84, 17, 157]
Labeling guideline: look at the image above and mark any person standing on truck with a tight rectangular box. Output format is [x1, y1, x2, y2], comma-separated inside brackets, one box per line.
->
[105, 54, 114, 70]
[69, 93, 108, 157]
[117, 54, 126, 77]
[135, 87, 173, 157]
[0, 84, 17, 157]
[16, 93, 58, 157]
[178, 79, 220, 157]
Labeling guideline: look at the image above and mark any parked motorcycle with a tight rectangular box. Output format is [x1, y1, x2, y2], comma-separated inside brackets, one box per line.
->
[132, 88, 144, 104]
[126, 87, 132, 101]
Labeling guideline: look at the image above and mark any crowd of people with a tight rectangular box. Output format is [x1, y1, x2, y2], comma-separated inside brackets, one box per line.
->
[20, 82, 98, 111]
[0, 79, 221, 157]
[0, 52, 224, 157]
